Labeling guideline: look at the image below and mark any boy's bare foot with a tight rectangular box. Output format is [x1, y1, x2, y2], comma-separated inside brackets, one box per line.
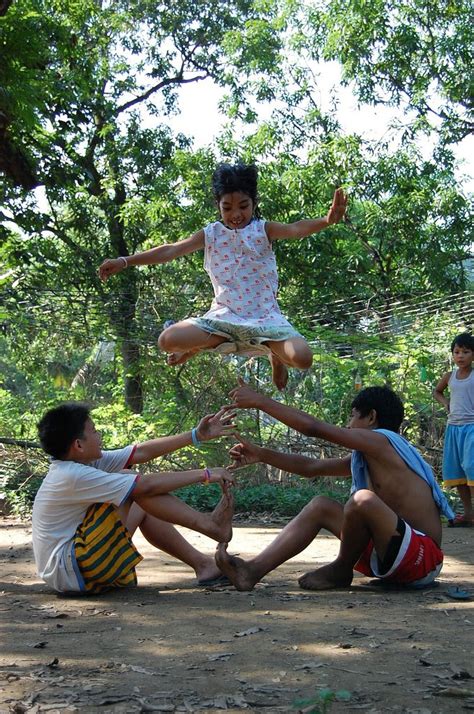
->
[215, 543, 259, 591]
[270, 354, 288, 390]
[195, 559, 226, 584]
[210, 490, 234, 543]
[298, 562, 353, 591]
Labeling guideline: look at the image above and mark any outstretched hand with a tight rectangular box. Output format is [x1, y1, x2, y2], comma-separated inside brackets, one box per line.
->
[228, 435, 262, 470]
[326, 188, 347, 226]
[227, 377, 263, 410]
[98, 258, 126, 282]
[208, 467, 234, 495]
[196, 408, 237, 441]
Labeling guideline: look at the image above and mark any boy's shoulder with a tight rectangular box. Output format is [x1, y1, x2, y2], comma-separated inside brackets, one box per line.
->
[46, 458, 101, 480]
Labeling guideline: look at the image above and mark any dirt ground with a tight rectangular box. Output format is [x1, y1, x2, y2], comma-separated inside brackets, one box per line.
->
[0, 516, 473, 714]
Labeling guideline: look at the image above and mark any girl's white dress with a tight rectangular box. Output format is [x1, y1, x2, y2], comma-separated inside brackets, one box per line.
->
[188, 218, 301, 353]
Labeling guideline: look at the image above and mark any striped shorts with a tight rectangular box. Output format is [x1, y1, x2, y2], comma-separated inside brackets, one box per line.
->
[73, 503, 143, 594]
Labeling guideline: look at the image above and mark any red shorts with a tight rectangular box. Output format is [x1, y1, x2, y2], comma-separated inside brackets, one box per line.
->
[355, 522, 443, 587]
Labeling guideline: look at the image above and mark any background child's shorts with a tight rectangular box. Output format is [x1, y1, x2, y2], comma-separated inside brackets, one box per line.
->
[442, 423, 474, 487]
[73, 503, 143, 594]
[355, 520, 443, 587]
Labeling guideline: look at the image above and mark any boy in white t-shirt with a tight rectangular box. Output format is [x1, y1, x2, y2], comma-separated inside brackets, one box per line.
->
[32, 402, 235, 594]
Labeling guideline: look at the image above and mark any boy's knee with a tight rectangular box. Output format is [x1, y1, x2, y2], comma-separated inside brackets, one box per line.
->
[305, 495, 338, 518]
[346, 489, 379, 513]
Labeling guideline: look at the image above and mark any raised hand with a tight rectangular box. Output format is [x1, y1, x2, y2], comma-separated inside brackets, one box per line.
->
[326, 188, 348, 226]
[98, 258, 126, 281]
[227, 377, 263, 409]
[228, 436, 262, 470]
[196, 408, 237, 441]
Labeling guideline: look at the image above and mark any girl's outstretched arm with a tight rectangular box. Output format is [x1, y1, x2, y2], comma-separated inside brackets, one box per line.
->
[98, 229, 205, 281]
[266, 188, 347, 241]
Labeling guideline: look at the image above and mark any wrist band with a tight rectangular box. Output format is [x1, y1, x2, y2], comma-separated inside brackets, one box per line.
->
[191, 427, 201, 447]
[202, 467, 211, 486]
[118, 256, 128, 268]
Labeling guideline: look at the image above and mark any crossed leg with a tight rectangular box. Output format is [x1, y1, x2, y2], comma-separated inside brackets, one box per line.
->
[158, 322, 228, 365]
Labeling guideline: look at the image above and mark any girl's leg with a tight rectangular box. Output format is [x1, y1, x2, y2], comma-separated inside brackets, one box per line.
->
[263, 337, 313, 390]
[158, 321, 228, 365]
[216, 496, 343, 591]
[132, 489, 234, 544]
[125, 503, 225, 582]
[299, 489, 399, 590]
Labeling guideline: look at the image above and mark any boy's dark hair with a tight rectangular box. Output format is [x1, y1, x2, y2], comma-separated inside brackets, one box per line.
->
[212, 162, 259, 212]
[450, 332, 474, 352]
[351, 386, 404, 433]
[38, 402, 91, 459]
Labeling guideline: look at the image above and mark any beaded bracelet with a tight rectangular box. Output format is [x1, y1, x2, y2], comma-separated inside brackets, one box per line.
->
[191, 427, 202, 447]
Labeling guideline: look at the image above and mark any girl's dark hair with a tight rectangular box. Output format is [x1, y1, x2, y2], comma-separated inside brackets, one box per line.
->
[450, 332, 474, 352]
[351, 386, 404, 433]
[212, 162, 259, 211]
[38, 402, 91, 459]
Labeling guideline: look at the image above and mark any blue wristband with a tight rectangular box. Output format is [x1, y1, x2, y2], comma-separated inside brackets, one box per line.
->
[191, 427, 201, 447]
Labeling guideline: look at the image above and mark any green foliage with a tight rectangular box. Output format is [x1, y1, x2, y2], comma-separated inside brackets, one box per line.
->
[177, 480, 348, 516]
[297, 0, 473, 144]
[293, 687, 351, 714]
[0, 445, 47, 517]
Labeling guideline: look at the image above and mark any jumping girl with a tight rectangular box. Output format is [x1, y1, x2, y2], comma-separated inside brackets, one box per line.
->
[99, 163, 347, 389]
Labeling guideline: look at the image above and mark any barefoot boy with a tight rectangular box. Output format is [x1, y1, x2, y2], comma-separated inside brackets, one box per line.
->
[33, 402, 235, 593]
[217, 381, 454, 591]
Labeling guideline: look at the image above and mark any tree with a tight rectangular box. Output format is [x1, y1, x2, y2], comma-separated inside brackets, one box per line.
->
[297, 0, 473, 144]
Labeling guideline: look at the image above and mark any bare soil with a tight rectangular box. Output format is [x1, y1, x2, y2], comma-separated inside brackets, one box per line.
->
[0, 516, 473, 713]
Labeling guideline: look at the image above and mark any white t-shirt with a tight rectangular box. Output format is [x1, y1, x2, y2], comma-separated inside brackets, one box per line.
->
[32, 447, 138, 593]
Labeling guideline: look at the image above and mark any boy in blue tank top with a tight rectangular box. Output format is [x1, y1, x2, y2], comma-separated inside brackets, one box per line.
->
[434, 332, 474, 527]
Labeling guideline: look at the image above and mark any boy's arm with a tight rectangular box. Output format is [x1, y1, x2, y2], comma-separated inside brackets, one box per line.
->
[265, 188, 347, 241]
[129, 409, 236, 465]
[132, 467, 233, 497]
[98, 229, 205, 281]
[433, 372, 451, 411]
[227, 379, 387, 455]
[229, 437, 352, 478]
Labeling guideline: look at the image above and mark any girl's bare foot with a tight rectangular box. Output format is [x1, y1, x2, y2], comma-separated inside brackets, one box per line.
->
[270, 354, 288, 390]
[215, 543, 260, 591]
[298, 562, 353, 591]
[209, 489, 234, 543]
[167, 349, 200, 366]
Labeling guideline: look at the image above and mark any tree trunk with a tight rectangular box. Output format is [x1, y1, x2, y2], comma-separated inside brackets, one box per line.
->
[108, 270, 144, 414]
[121, 338, 144, 414]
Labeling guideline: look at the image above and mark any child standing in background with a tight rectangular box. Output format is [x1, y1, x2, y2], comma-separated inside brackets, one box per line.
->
[433, 332, 474, 526]
[99, 163, 347, 390]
